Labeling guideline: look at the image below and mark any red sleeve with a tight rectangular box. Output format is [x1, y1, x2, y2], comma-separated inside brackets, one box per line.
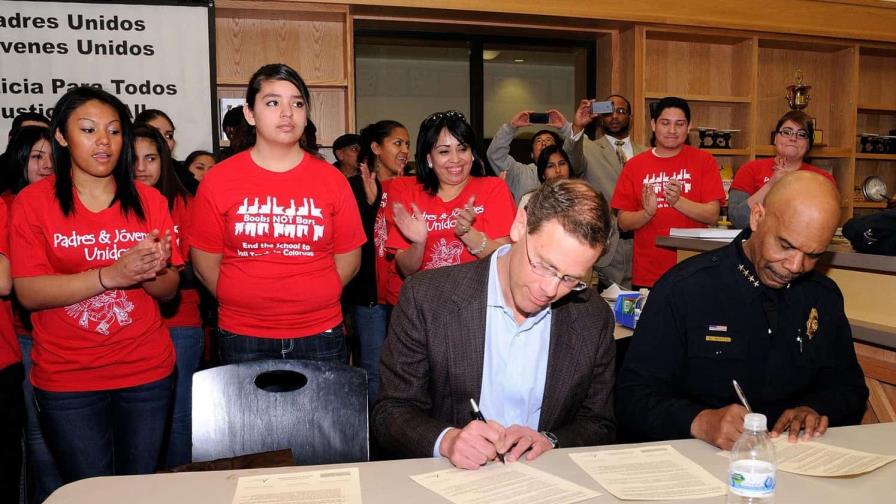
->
[10, 192, 53, 278]
[0, 199, 8, 258]
[698, 154, 726, 203]
[189, 173, 226, 254]
[730, 160, 760, 194]
[611, 164, 641, 212]
[481, 179, 515, 239]
[331, 174, 367, 254]
[385, 180, 412, 252]
[173, 196, 193, 261]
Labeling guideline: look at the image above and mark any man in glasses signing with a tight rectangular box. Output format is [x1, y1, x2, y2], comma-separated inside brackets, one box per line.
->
[373, 179, 617, 469]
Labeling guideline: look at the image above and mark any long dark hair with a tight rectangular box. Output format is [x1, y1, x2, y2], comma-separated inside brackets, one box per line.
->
[536, 144, 573, 183]
[359, 120, 405, 169]
[133, 124, 188, 210]
[244, 64, 311, 151]
[51, 86, 144, 220]
[2, 125, 52, 194]
[415, 111, 484, 196]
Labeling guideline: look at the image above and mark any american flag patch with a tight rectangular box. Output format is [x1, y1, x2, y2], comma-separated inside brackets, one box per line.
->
[708, 325, 728, 332]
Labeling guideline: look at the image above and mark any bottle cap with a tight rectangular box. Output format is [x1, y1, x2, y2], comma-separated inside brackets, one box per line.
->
[743, 413, 767, 431]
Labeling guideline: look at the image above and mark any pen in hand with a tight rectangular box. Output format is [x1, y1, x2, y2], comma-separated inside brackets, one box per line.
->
[732, 379, 752, 413]
[470, 398, 505, 464]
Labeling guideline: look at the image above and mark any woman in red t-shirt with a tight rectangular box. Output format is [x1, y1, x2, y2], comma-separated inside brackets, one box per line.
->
[1, 124, 64, 499]
[10, 86, 181, 483]
[133, 124, 200, 468]
[728, 110, 836, 229]
[386, 111, 515, 276]
[191, 64, 365, 365]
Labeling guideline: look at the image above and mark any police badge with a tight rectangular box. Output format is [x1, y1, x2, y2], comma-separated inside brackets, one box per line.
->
[806, 308, 819, 340]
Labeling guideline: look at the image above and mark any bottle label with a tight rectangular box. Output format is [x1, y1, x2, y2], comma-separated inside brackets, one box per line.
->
[728, 460, 775, 498]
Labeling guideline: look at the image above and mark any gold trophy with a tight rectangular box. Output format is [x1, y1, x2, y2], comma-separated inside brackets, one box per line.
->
[785, 70, 824, 145]
[785, 70, 811, 110]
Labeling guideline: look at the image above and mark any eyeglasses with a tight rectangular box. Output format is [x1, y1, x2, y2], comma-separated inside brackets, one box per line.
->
[524, 234, 588, 291]
[602, 108, 631, 117]
[777, 127, 810, 140]
[423, 110, 467, 127]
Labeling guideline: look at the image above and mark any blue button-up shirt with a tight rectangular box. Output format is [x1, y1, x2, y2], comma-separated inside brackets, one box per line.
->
[433, 245, 552, 456]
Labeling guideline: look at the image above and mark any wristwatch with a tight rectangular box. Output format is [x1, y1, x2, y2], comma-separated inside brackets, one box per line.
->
[540, 431, 559, 449]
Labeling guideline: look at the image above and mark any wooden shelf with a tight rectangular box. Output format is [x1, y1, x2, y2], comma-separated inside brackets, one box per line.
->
[853, 200, 889, 208]
[754, 146, 852, 158]
[217, 79, 348, 88]
[856, 153, 896, 161]
[703, 148, 751, 156]
[858, 104, 896, 114]
[644, 92, 751, 103]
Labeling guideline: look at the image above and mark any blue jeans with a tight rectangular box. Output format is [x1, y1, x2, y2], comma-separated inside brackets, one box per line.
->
[218, 325, 347, 365]
[164, 326, 203, 468]
[34, 374, 174, 483]
[350, 304, 390, 405]
[18, 335, 62, 504]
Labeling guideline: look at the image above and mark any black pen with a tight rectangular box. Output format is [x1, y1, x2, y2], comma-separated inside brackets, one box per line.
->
[470, 398, 505, 464]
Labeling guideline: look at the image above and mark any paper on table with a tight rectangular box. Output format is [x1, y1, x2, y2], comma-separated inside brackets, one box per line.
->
[771, 437, 896, 477]
[410, 461, 600, 504]
[570, 444, 727, 500]
[231, 467, 362, 504]
[669, 228, 740, 240]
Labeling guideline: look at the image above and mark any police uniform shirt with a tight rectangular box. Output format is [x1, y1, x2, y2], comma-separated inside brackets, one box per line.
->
[616, 230, 869, 442]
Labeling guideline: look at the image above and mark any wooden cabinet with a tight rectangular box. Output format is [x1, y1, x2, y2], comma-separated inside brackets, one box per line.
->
[214, 0, 354, 147]
[633, 27, 896, 222]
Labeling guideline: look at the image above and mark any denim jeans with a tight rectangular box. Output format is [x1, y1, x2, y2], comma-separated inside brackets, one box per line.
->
[18, 335, 62, 503]
[164, 326, 203, 468]
[350, 304, 390, 405]
[34, 374, 174, 483]
[218, 325, 348, 365]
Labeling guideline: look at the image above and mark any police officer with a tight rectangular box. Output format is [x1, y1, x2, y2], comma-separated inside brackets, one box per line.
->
[616, 170, 868, 450]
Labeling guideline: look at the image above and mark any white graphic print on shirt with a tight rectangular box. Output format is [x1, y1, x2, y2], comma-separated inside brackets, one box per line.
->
[642, 168, 693, 209]
[65, 290, 134, 335]
[425, 237, 464, 269]
[233, 196, 325, 257]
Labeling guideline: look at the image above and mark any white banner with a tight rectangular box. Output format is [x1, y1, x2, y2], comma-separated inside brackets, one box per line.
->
[0, 0, 214, 159]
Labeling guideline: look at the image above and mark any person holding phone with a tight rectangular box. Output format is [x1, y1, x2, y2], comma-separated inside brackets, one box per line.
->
[562, 94, 646, 290]
[486, 109, 570, 204]
[610, 96, 725, 289]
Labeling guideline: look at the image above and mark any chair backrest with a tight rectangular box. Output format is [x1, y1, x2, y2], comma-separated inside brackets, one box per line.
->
[192, 359, 369, 465]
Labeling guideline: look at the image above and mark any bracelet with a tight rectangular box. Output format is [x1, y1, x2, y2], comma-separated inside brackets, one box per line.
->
[467, 232, 488, 255]
[98, 267, 109, 290]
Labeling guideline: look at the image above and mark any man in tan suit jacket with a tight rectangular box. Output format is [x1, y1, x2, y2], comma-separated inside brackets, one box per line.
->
[563, 95, 646, 290]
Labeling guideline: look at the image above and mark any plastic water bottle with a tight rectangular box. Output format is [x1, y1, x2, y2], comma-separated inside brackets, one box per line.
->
[633, 288, 649, 327]
[727, 413, 776, 503]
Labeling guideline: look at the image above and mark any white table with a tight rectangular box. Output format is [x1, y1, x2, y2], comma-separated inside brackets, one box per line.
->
[45, 423, 896, 503]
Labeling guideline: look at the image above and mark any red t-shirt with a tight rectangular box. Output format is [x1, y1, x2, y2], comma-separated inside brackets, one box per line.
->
[10, 177, 181, 392]
[190, 150, 366, 338]
[162, 194, 201, 328]
[0, 199, 20, 370]
[385, 176, 515, 271]
[730, 157, 836, 195]
[611, 146, 725, 287]
[374, 177, 413, 306]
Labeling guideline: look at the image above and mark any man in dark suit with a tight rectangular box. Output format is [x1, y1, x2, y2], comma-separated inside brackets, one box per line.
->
[372, 179, 616, 470]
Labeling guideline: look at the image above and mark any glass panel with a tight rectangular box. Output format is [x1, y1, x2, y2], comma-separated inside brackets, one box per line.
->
[355, 38, 471, 159]
[482, 45, 587, 167]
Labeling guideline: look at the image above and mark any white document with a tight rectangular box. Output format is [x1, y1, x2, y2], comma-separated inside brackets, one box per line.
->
[771, 437, 896, 476]
[669, 228, 740, 240]
[232, 467, 362, 504]
[410, 461, 600, 504]
[570, 444, 727, 500]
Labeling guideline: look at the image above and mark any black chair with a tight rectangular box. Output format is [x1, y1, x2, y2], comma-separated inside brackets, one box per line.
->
[192, 359, 369, 466]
